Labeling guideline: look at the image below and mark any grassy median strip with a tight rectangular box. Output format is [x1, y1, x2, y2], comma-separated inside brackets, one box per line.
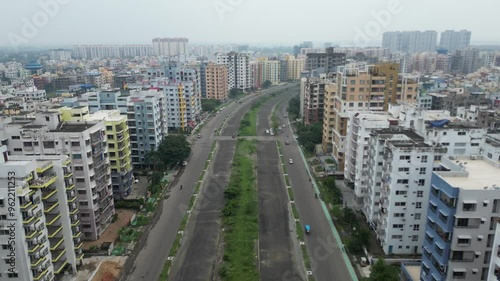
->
[219, 139, 259, 281]
[239, 96, 271, 136]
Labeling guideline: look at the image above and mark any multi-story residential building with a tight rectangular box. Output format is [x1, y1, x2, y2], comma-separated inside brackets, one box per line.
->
[450, 48, 480, 75]
[439, 30, 471, 53]
[364, 128, 445, 255]
[344, 112, 393, 203]
[0, 149, 83, 280]
[481, 134, 500, 164]
[420, 156, 500, 281]
[205, 62, 228, 100]
[305, 47, 346, 73]
[86, 111, 133, 200]
[72, 45, 153, 59]
[325, 63, 419, 171]
[3, 114, 113, 241]
[382, 31, 438, 54]
[303, 77, 330, 125]
[48, 49, 72, 61]
[12, 87, 47, 102]
[152, 38, 188, 57]
[260, 60, 281, 85]
[286, 55, 305, 80]
[165, 63, 202, 123]
[321, 83, 337, 153]
[216, 52, 252, 90]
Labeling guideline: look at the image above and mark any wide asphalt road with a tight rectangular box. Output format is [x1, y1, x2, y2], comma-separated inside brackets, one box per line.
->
[276, 100, 354, 281]
[122, 86, 290, 281]
[256, 89, 305, 281]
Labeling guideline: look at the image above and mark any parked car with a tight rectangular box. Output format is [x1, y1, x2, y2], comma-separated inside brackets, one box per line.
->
[289, 158, 293, 164]
[197, 134, 202, 138]
[285, 140, 290, 145]
[265, 129, 270, 134]
[282, 124, 286, 128]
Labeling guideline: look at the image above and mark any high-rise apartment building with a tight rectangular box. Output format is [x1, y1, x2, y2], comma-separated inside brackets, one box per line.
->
[152, 38, 188, 57]
[420, 156, 500, 281]
[86, 111, 133, 200]
[283, 55, 305, 81]
[0, 151, 83, 280]
[382, 31, 438, 54]
[303, 77, 330, 125]
[72, 45, 153, 59]
[439, 30, 471, 53]
[3, 114, 113, 241]
[344, 112, 393, 202]
[364, 128, 445, 255]
[216, 52, 252, 90]
[260, 60, 281, 85]
[48, 49, 72, 61]
[305, 47, 346, 73]
[205, 62, 228, 100]
[165, 63, 202, 123]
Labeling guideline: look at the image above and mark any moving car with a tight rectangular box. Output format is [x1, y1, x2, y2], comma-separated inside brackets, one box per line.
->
[197, 134, 202, 138]
[282, 124, 286, 128]
[289, 158, 293, 164]
[305, 225, 311, 235]
[265, 129, 270, 134]
[285, 140, 290, 145]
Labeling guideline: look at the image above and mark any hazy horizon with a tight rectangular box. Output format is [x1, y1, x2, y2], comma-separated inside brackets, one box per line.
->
[1, 0, 499, 49]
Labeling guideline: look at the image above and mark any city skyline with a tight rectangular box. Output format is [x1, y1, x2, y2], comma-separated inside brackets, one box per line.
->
[1, 0, 500, 48]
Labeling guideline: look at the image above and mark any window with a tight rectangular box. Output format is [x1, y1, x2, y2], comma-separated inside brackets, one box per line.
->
[71, 142, 80, 147]
[457, 238, 471, 246]
[413, 225, 420, 231]
[417, 191, 424, 198]
[412, 235, 419, 241]
[395, 190, 407, 195]
[420, 168, 426, 175]
[415, 213, 421, 220]
[393, 224, 403, 228]
[400, 155, 410, 160]
[43, 141, 55, 148]
[394, 213, 405, 217]
[421, 156, 428, 163]
[418, 179, 425, 186]
[458, 132, 466, 136]
[13, 148, 22, 152]
[11, 136, 20, 140]
[395, 202, 406, 206]
[106, 126, 113, 131]
[79, 202, 88, 206]
[74, 166, 83, 171]
[391, 235, 403, 239]
[397, 179, 409, 184]
[434, 155, 442, 161]
[463, 203, 476, 212]
[416, 202, 422, 209]
[76, 178, 85, 183]
[398, 167, 410, 172]
[73, 154, 82, 159]
[77, 190, 86, 195]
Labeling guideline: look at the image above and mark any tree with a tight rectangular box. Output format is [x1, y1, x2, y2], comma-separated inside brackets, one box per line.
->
[365, 258, 399, 281]
[288, 96, 300, 118]
[296, 122, 323, 154]
[148, 135, 191, 169]
[147, 171, 163, 186]
[201, 98, 222, 112]
[229, 88, 243, 99]
[262, 80, 272, 89]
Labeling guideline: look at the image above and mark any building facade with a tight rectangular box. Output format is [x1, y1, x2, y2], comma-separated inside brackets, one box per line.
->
[216, 52, 252, 90]
[205, 62, 228, 100]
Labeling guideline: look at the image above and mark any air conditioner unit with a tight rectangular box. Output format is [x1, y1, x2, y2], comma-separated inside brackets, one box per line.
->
[448, 155, 456, 160]
[470, 155, 478, 160]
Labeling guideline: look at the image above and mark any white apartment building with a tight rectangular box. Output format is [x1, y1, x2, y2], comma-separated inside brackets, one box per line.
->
[12, 87, 47, 102]
[216, 52, 252, 90]
[364, 128, 445, 255]
[3, 113, 113, 241]
[481, 134, 500, 164]
[0, 149, 83, 280]
[344, 112, 393, 203]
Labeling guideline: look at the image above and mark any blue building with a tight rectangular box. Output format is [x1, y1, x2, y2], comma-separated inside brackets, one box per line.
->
[420, 156, 500, 281]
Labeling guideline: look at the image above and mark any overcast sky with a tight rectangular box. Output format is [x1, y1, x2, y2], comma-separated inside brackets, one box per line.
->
[1, 0, 499, 48]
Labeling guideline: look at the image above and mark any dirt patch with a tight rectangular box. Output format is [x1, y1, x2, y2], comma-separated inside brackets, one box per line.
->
[84, 209, 136, 250]
[92, 260, 123, 281]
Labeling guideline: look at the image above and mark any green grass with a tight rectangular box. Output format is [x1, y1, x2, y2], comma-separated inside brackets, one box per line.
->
[158, 260, 171, 281]
[284, 175, 290, 186]
[238, 96, 271, 136]
[292, 205, 299, 219]
[220, 139, 259, 281]
[296, 221, 304, 241]
[287, 188, 294, 200]
[301, 245, 311, 270]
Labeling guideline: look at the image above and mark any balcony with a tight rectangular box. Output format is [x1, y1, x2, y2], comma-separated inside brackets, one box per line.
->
[47, 225, 63, 238]
[31, 174, 58, 189]
[53, 258, 68, 274]
[20, 200, 33, 210]
[74, 242, 83, 250]
[44, 202, 59, 213]
[49, 237, 64, 251]
[45, 214, 61, 226]
[67, 191, 76, 203]
[31, 256, 46, 268]
[73, 231, 82, 239]
[32, 268, 49, 281]
[36, 162, 53, 174]
[41, 188, 57, 200]
[64, 169, 73, 178]
[66, 183, 75, 191]
[51, 249, 66, 262]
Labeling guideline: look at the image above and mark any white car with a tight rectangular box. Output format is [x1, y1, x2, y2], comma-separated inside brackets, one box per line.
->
[265, 129, 270, 134]
[289, 159, 293, 164]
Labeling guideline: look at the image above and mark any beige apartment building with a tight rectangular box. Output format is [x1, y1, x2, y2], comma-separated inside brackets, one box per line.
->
[321, 63, 418, 172]
[285, 55, 305, 80]
[205, 62, 228, 100]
